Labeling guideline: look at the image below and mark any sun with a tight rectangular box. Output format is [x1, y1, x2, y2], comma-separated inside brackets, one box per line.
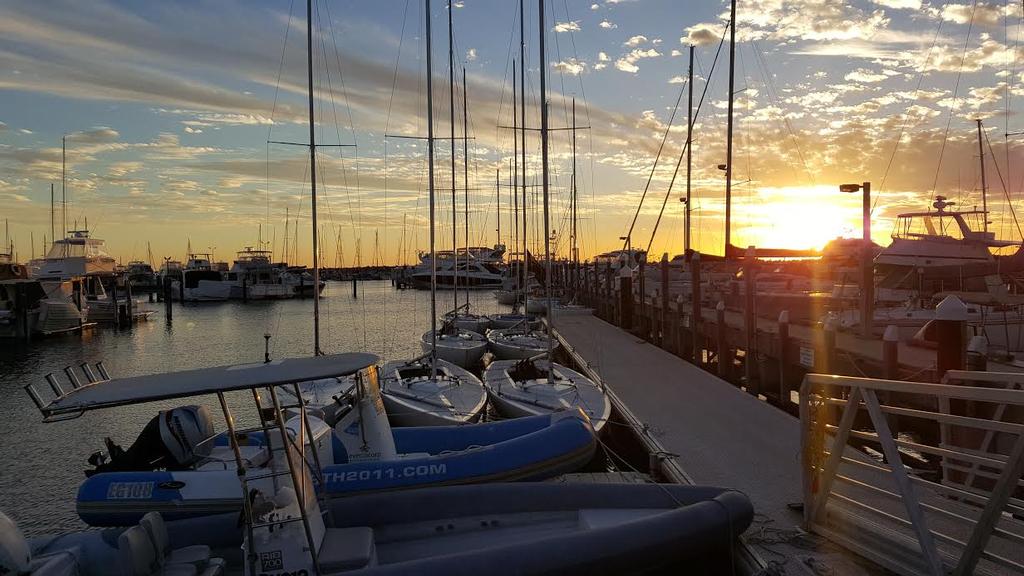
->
[732, 185, 870, 251]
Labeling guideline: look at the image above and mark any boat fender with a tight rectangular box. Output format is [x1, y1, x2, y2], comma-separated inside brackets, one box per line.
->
[9, 264, 22, 277]
[0, 511, 31, 575]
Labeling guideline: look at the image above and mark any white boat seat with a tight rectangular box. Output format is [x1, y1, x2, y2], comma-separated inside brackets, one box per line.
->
[118, 525, 166, 576]
[318, 527, 375, 572]
[28, 549, 81, 576]
[140, 512, 215, 573]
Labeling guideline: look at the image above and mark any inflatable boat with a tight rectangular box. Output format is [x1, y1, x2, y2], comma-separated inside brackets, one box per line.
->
[75, 367, 595, 526]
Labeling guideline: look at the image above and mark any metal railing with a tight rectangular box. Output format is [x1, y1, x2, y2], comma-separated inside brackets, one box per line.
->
[800, 371, 1024, 576]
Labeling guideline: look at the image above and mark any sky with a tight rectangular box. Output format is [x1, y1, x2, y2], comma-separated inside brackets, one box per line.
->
[1, 0, 1024, 266]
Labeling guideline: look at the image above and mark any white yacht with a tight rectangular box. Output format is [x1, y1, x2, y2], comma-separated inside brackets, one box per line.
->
[410, 249, 505, 290]
[172, 253, 231, 302]
[221, 247, 293, 300]
[30, 230, 117, 280]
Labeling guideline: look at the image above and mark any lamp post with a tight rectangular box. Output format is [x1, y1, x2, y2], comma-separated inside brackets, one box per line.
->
[840, 181, 873, 338]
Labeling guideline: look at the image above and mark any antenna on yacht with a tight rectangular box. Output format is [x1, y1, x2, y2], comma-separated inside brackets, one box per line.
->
[976, 118, 988, 232]
[427, 0, 439, 379]
[539, 0, 553, 361]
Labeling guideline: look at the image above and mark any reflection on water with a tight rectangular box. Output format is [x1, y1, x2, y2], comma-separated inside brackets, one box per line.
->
[0, 280, 504, 534]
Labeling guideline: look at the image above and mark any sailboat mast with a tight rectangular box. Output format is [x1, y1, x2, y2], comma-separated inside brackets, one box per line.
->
[50, 183, 55, 249]
[686, 44, 694, 252]
[307, 0, 322, 355]
[724, 0, 736, 255]
[571, 97, 578, 296]
[496, 168, 501, 246]
[62, 136, 66, 257]
[462, 67, 470, 310]
[520, 0, 528, 313]
[284, 207, 289, 264]
[426, 0, 438, 377]
[977, 118, 988, 232]
[538, 0, 552, 358]
[513, 59, 520, 293]
[448, 1, 458, 312]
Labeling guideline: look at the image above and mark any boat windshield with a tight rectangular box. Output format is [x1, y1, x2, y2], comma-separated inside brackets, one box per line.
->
[892, 213, 975, 241]
[44, 239, 111, 259]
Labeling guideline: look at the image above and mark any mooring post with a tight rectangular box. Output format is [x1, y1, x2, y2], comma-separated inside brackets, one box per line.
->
[691, 252, 702, 366]
[125, 276, 133, 325]
[163, 277, 172, 323]
[716, 300, 729, 380]
[178, 273, 185, 302]
[637, 256, 646, 337]
[111, 277, 120, 329]
[604, 262, 613, 317]
[778, 310, 790, 405]
[676, 294, 687, 360]
[352, 277, 358, 299]
[660, 253, 669, 346]
[744, 246, 758, 394]
[881, 324, 901, 436]
[15, 282, 29, 343]
[619, 267, 633, 330]
[299, 275, 305, 299]
[935, 295, 968, 381]
[822, 317, 837, 374]
[883, 325, 900, 379]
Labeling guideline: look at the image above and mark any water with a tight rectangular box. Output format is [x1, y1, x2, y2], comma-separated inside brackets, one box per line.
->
[0, 280, 507, 535]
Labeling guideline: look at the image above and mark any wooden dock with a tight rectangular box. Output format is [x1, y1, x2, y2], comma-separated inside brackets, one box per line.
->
[554, 313, 886, 575]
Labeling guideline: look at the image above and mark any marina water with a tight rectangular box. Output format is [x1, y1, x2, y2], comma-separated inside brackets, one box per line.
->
[0, 280, 505, 535]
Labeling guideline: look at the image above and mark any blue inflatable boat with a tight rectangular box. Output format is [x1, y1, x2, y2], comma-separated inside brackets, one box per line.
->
[76, 405, 596, 526]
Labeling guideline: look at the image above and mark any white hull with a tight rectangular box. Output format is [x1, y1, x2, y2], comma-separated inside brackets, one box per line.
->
[381, 358, 487, 426]
[173, 280, 233, 302]
[483, 359, 611, 433]
[420, 329, 488, 368]
[487, 328, 559, 360]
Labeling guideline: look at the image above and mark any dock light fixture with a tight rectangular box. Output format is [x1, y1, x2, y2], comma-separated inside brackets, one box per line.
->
[839, 182, 873, 338]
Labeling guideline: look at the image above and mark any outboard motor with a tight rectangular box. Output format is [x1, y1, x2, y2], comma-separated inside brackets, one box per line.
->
[87, 405, 215, 475]
[0, 511, 30, 576]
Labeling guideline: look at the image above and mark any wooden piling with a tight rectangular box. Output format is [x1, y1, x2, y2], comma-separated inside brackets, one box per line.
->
[935, 295, 967, 380]
[882, 325, 899, 379]
[743, 247, 758, 394]
[778, 310, 790, 405]
[619, 269, 633, 331]
[660, 253, 669, 346]
[163, 277, 172, 323]
[691, 252, 702, 365]
[716, 301, 729, 380]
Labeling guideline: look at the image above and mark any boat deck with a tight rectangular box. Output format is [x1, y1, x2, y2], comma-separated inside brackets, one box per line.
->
[554, 313, 888, 576]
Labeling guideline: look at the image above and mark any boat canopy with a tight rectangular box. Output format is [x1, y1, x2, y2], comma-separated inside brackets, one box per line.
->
[31, 353, 379, 419]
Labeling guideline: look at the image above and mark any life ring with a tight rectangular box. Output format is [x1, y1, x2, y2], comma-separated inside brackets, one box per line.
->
[9, 264, 23, 277]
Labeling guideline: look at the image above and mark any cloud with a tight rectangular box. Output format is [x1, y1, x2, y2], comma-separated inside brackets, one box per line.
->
[599, 20, 617, 29]
[941, 3, 1003, 26]
[844, 68, 889, 83]
[552, 58, 586, 75]
[614, 48, 660, 73]
[66, 126, 120, 143]
[184, 126, 203, 134]
[624, 35, 648, 47]
[590, 3, 600, 9]
[683, 23, 720, 47]
[871, 0, 921, 8]
[0, 121, 7, 132]
[553, 21, 580, 33]
[465, 48, 477, 62]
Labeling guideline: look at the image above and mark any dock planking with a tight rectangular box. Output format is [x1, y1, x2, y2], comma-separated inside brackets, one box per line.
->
[554, 313, 888, 576]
